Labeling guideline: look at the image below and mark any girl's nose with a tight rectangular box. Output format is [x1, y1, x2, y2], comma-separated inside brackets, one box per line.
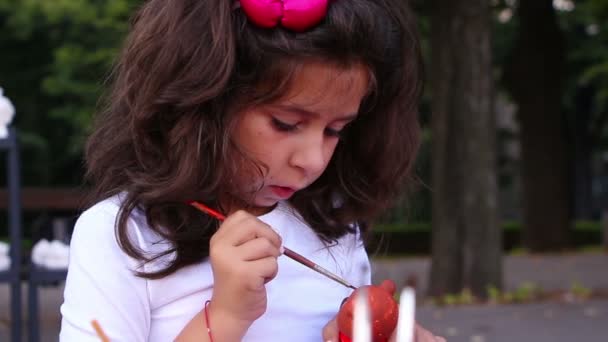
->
[289, 135, 328, 176]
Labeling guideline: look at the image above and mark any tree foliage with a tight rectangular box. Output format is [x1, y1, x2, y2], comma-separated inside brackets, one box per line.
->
[0, 0, 607, 231]
[560, 0, 608, 145]
[0, 0, 136, 185]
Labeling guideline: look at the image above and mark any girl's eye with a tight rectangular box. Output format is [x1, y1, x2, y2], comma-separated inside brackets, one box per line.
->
[271, 118, 298, 132]
[271, 116, 347, 138]
[325, 127, 344, 138]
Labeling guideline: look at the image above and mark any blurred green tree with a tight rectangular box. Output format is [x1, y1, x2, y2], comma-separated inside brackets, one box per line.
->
[0, 0, 135, 186]
[559, 0, 608, 220]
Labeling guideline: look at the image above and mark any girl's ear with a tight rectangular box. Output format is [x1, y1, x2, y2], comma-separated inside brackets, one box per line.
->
[123, 0, 236, 110]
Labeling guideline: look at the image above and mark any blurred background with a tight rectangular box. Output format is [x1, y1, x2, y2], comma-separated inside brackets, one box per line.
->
[0, 0, 607, 341]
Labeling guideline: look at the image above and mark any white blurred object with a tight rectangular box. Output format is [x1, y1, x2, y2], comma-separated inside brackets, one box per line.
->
[0, 88, 15, 138]
[396, 287, 416, 342]
[31, 239, 70, 269]
[31, 239, 50, 265]
[353, 288, 371, 342]
[0, 241, 9, 271]
[0, 255, 10, 271]
[0, 241, 9, 255]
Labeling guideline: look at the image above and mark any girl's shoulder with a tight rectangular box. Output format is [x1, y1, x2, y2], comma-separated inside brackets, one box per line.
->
[73, 194, 124, 242]
[71, 194, 161, 260]
[80, 193, 124, 219]
[75, 194, 144, 237]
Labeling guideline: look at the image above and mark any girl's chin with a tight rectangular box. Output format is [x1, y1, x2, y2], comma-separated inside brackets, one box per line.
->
[244, 196, 280, 215]
[260, 197, 282, 207]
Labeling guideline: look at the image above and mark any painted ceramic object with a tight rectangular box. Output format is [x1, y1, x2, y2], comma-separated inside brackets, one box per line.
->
[338, 280, 399, 342]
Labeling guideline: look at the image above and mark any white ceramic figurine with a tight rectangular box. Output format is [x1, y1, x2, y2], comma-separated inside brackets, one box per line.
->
[0, 87, 15, 138]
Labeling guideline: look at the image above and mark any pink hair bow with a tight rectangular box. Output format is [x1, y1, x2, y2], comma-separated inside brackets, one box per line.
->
[239, 0, 329, 32]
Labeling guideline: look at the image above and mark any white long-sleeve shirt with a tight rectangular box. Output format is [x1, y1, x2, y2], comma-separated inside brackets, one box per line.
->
[60, 196, 371, 341]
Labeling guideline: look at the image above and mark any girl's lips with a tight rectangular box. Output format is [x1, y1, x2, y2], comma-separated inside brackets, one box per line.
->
[270, 185, 296, 199]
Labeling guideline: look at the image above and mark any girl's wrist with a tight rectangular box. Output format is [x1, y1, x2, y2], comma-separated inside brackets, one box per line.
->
[206, 300, 253, 342]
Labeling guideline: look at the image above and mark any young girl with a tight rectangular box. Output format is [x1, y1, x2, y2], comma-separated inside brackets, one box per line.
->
[60, 0, 443, 341]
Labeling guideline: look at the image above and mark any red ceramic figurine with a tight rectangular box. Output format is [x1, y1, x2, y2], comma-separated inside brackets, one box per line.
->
[337, 280, 399, 342]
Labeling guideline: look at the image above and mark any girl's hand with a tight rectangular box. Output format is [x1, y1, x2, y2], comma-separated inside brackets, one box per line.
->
[174, 210, 282, 342]
[208, 210, 283, 337]
[322, 317, 447, 342]
[410, 324, 447, 342]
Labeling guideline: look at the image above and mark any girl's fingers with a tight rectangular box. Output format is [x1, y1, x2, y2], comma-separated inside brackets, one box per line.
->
[243, 220, 282, 250]
[209, 211, 246, 243]
[414, 323, 446, 342]
[321, 316, 339, 342]
[217, 211, 282, 249]
[245, 256, 279, 288]
[238, 237, 282, 261]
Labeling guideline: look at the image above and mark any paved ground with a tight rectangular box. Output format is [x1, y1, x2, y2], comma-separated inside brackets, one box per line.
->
[1, 252, 607, 341]
[371, 252, 608, 293]
[417, 299, 607, 342]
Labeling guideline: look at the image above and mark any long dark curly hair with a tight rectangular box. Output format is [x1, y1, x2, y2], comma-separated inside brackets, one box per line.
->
[85, 0, 423, 278]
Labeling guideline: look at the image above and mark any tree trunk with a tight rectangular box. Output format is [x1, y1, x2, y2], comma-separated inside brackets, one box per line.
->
[429, 0, 501, 297]
[504, 0, 570, 251]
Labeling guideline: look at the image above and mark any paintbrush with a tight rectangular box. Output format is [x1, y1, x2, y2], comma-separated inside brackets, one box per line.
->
[91, 320, 110, 342]
[189, 201, 357, 290]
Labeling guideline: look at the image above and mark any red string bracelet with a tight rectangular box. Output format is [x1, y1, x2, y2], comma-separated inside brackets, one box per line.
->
[204, 300, 214, 342]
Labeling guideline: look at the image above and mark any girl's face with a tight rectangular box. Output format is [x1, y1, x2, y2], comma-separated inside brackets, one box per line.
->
[230, 62, 369, 214]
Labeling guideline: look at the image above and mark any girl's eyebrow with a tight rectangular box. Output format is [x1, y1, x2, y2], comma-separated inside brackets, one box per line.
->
[274, 104, 358, 122]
